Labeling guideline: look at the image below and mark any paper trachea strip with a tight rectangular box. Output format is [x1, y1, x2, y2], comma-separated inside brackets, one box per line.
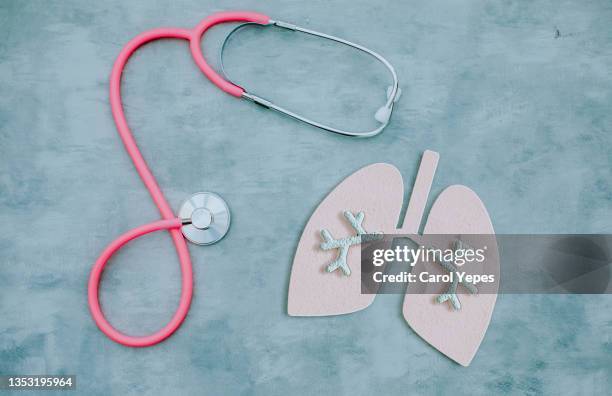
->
[435, 240, 478, 310]
[320, 211, 381, 276]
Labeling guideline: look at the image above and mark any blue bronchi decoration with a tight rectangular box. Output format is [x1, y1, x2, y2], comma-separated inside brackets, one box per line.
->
[319, 211, 382, 276]
[435, 241, 478, 310]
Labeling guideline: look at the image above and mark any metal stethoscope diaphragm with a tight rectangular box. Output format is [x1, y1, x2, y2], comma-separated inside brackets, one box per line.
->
[179, 192, 231, 245]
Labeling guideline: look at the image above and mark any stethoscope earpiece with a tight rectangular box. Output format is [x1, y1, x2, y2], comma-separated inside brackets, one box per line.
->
[179, 192, 231, 245]
[375, 105, 392, 124]
[375, 85, 402, 123]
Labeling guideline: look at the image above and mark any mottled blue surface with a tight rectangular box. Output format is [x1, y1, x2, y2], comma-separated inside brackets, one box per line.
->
[1, 0, 611, 394]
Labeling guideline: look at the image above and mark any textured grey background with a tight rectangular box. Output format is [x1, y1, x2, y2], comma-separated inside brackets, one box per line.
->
[1, 0, 611, 395]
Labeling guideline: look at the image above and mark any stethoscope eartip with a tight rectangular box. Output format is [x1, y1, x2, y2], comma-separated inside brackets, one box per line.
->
[374, 86, 402, 124]
[179, 192, 231, 245]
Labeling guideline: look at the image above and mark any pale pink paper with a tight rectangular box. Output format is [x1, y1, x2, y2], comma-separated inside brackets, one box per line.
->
[287, 151, 498, 367]
[403, 185, 499, 366]
[287, 163, 404, 316]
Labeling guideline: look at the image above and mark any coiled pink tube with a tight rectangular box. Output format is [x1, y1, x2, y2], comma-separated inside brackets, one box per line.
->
[88, 11, 270, 347]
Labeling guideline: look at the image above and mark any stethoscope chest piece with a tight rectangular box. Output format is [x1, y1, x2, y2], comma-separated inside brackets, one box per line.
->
[180, 192, 231, 245]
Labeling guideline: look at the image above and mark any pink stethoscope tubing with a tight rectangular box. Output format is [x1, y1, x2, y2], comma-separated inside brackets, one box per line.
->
[88, 11, 270, 347]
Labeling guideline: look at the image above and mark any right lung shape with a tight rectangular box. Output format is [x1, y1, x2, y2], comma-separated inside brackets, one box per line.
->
[403, 185, 500, 367]
[287, 163, 404, 316]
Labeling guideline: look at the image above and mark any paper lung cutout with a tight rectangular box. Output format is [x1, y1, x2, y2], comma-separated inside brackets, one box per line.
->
[287, 163, 404, 316]
[287, 150, 499, 366]
[403, 185, 499, 366]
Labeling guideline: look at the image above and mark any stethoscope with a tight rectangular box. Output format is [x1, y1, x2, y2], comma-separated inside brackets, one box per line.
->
[88, 11, 400, 347]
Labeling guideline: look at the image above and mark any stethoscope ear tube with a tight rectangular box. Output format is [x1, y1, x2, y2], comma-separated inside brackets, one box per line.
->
[219, 21, 400, 137]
